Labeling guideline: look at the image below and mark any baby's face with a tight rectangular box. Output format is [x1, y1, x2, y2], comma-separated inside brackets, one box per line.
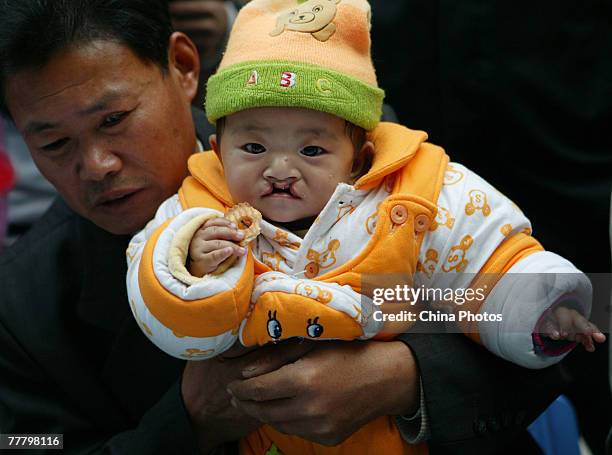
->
[213, 107, 356, 223]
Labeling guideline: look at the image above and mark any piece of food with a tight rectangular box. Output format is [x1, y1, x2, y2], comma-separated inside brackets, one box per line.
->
[211, 203, 262, 275]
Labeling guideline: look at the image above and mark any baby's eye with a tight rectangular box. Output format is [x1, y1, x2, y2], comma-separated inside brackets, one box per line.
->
[300, 146, 325, 157]
[242, 143, 266, 154]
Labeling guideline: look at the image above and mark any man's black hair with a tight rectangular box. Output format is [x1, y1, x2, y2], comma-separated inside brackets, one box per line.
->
[0, 0, 173, 116]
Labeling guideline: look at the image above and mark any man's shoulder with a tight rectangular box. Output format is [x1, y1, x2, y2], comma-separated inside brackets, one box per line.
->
[0, 198, 79, 268]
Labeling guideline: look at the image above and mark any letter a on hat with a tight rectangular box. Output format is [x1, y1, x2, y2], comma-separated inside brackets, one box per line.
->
[247, 70, 259, 85]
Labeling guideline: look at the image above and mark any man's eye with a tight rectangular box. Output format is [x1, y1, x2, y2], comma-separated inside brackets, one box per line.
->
[300, 146, 325, 157]
[242, 143, 266, 154]
[41, 138, 69, 152]
[101, 111, 129, 128]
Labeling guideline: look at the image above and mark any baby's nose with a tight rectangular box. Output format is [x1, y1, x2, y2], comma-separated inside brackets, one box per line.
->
[263, 156, 300, 181]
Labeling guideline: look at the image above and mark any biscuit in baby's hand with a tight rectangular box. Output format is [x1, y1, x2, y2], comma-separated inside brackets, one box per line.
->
[225, 203, 262, 246]
[211, 203, 262, 275]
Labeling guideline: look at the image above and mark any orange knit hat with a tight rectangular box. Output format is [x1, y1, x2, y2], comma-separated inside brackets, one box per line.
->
[205, 0, 384, 130]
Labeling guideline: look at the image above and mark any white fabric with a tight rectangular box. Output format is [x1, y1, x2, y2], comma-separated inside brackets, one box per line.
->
[479, 251, 592, 368]
[126, 162, 590, 365]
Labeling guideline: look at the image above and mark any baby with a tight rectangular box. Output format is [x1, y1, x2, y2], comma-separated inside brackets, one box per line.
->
[127, 0, 604, 453]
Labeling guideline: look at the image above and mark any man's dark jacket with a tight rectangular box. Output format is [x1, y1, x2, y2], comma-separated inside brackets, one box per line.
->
[0, 110, 563, 454]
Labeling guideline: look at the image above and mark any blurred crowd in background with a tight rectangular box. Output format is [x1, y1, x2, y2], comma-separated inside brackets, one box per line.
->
[0, 1, 610, 453]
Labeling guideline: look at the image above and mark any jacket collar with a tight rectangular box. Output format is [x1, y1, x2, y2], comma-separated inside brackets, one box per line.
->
[187, 122, 428, 203]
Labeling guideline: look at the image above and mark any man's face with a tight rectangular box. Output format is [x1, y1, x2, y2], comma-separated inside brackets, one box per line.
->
[212, 107, 357, 223]
[5, 40, 198, 234]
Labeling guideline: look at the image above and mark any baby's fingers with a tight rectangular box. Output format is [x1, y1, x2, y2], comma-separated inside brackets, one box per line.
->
[539, 318, 560, 340]
[570, 313, 593, 335]
[593, 331, 607, 343]
[585, 322, 606, 345]
[579, 334, 595, 352]
[552, 307, 577, 339]
[202, 217, 236, 230]
[201, 239, 246, 256]
[200, 223, 245, 243]
[205, 246, 236, 267]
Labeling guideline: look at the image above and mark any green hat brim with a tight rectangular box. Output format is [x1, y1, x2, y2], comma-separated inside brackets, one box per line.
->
[206, 60, 385, 131]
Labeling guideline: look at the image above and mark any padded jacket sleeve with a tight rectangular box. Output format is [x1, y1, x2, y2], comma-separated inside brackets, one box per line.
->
[126, 194, 254, 360]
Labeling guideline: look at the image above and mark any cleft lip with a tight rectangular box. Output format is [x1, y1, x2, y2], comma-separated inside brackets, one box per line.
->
[262, 181, 301, 199]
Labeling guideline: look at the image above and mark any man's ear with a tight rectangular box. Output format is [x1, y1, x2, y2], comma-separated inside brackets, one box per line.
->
[209, 134, 220, 158]
[168, 32, 200, 103]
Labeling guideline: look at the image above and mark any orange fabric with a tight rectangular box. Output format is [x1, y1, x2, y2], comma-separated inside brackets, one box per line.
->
[458, 233, 545, 343]
[355, 124, 428, 190]
[185, 154, 234, 207]
[219, 2, 378, 86]
[142, 123, 447, 454]
[242, 417, 428, 455]
[242, 292, 363, 345]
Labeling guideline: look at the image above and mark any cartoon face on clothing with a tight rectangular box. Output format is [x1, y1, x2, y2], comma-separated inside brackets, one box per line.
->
[270, 0, 341, 42]
[432, 206, 455, 231]
[262, 250, 287, 271]
[417, 249, 439, 278]
[211, 107, 372, 223]
[465, 189, 491, 216]
[307, 239, 341, 269]
[336, 198, 356, 222]
[294, 281, 333, 303]
[306, 317, 324, 338]
[272, 229, 301, 250]
[365, 203, 380, 235]
[265, 309, 325, 340]
[267, 310, 282, 339]
[442, 235, 473, 272]
[444, 164, 464, 186]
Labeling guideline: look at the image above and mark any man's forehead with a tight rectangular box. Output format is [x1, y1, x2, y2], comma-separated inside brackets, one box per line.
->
[21, 89, 129, 137]
[5, 42, 152, 130]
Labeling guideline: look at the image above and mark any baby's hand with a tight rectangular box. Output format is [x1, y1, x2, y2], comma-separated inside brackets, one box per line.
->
[540, 306, 606, 352]
[188, 217, 247, 277]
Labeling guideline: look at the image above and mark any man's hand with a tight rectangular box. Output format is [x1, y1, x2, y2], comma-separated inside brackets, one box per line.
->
[181, 340, 315, 454]
[227, 340, 419, 446]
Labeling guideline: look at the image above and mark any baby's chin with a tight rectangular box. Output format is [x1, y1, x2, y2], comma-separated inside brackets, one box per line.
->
[263, 213, 303, 223]
[261, 209, 317, 225]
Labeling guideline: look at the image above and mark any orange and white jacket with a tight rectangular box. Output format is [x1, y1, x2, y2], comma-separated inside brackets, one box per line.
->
[126, 123, 591, 370]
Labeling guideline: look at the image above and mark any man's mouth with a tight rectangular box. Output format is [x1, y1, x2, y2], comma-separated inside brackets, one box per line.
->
[93, 188, 143, 208]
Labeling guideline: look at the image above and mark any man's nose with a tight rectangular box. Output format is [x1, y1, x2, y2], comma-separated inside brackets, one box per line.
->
[263, 155, 300, 182]
[77, 144, 122, 181]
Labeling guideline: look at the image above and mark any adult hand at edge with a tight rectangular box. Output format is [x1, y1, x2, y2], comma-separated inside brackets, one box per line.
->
[227, 340, 419, 447]
[182, 339, 316, 454]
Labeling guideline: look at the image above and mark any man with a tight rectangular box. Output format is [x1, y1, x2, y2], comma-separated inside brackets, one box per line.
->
[0, 0, 565, 453]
